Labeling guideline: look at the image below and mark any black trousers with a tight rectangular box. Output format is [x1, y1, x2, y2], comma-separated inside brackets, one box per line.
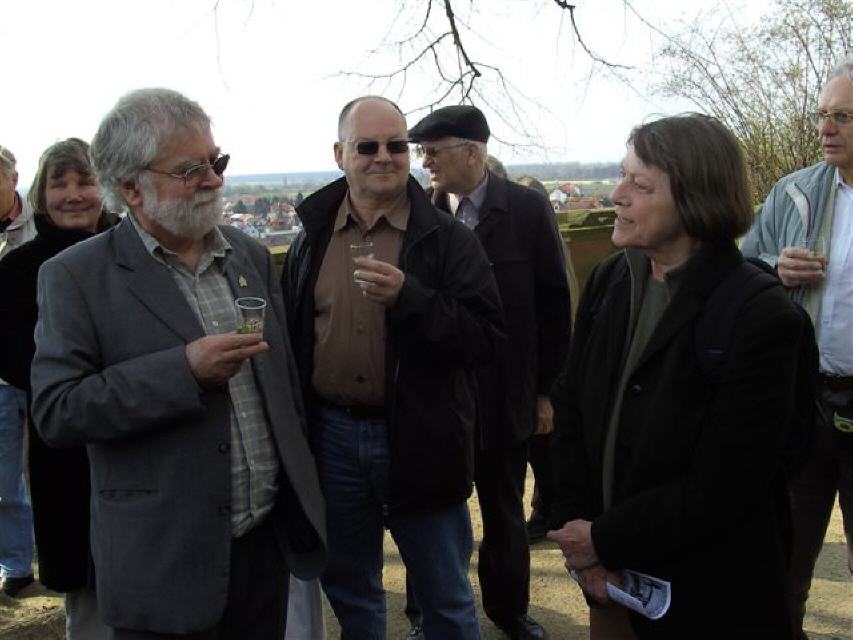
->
[114, 517, 289, 640]
[406, 440, 531, 625]
[786, 388, 853, 639]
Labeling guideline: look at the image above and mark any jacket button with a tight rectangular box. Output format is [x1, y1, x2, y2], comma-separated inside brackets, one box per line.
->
[631, 383, 642, 393]
[218, 442, 230, 453]
[219, 506, 231, 516]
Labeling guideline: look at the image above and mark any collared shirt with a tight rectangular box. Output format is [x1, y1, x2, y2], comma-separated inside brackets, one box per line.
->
[817, 169, 853, 375]
[448, 171, 489, 229]
[128, 214, 279, 537]
[312, 191, 409, 406]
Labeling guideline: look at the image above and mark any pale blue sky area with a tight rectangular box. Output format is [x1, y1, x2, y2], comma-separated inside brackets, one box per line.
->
[3, 0, 766, 184]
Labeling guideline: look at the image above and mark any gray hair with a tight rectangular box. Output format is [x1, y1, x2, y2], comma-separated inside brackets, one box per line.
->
[449, 137, 488, 165]
[337, 96, 405, 142]
[0, 145, 16, 178]
[827, 54, 853, 84]
[90, 88, 211, 211]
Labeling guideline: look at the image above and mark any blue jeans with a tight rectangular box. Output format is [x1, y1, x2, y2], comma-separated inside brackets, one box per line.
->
[0, 385, 33, 578]
[314, 405, 479, 640]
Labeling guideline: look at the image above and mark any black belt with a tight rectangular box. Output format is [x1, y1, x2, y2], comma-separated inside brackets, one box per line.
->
[321, 402, 385, 420]
[818, 374, 853, 392]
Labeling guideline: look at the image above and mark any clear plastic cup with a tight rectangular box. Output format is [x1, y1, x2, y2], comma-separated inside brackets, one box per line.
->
[235, 297, 266, 334]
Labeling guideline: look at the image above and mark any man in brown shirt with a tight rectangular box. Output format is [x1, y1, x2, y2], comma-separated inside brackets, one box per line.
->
[311, 192, 407, 407]
[282, 96, 503, 639]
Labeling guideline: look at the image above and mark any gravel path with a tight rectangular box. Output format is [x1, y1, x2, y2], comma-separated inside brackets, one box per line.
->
[2, 473, 850, 639]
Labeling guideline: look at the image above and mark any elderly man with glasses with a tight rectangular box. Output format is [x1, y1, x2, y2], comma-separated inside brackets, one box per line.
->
[742, 55, 853, 639]
[30, 88, 326, 639]
[405, 105, 570, 640]
[0, 144, 36, 598]
[282, 95, 502, 639]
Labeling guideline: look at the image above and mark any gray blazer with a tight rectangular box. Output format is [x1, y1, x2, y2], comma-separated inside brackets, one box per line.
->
[30, 219, 326, 634]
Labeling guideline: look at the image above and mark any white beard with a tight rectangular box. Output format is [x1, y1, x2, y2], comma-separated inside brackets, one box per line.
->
[141, 185, 223, 241]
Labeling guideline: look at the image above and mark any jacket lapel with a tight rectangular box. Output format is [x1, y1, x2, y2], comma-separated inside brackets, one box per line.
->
[113, 220, 204, 344]
[430, 170, 507, 242]
[222, 250, 266, 307]
[474, 171, 508, 243]
[632, 290, 703, 373]
[632, 243, 742, 374]
[221, 246, 271, 381]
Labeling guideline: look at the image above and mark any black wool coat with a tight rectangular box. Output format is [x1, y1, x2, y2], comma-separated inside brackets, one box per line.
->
[550, 242, 803, 637]
[0, 211, 118, 592]
[431, 171, 571, 448]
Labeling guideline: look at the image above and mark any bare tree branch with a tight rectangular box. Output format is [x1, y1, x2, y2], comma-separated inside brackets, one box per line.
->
[332, 0, 644, 154]
[551, 1, 632, 70]
[649, 0, 847, 198]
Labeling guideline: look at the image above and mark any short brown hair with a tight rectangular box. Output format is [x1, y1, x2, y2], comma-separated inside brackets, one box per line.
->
[28, 138, 96, 216]
[628, 114, 753, 242]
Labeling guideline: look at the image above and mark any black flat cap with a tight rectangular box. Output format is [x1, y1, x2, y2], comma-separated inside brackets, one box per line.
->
[408, 105, 490, 143]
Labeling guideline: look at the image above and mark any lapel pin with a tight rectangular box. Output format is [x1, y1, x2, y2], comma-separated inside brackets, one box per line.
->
[238, 275, 248, 288]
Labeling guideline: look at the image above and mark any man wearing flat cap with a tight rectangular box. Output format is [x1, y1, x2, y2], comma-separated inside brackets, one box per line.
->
[406, 105, 571, 640]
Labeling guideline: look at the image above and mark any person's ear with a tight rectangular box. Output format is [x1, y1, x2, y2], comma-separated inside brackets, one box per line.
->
[119, 179, 143, 209]
[334, 142, 344, 170]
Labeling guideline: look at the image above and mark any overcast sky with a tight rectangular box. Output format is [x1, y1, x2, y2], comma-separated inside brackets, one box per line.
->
[3, 0, 764, 184]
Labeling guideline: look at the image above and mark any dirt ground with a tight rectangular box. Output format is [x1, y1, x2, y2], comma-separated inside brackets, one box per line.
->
[1, 472, 850, 639]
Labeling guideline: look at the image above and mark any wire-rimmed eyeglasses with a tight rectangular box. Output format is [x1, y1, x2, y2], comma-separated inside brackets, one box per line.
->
[809, 111, 853, 127]
[413, 142, 469, 159]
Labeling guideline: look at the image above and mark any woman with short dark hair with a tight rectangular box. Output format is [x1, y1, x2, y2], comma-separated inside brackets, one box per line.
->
[0, 137, 118, 639]
[548, 114, 803, 638]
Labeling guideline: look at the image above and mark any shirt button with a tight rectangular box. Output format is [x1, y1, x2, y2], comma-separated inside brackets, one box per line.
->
[631, 384, 642, 393]
[356, 375, 366, 383]
[218, 442, 230, 453]
[356, 324, 365, 334]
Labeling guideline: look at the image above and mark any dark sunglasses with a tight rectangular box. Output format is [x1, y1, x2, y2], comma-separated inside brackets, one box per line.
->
[354, 140, 410, 156]
[146, 153, 230, 187]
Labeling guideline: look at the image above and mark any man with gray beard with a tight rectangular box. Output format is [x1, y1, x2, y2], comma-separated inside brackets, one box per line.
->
[29, 88, 326, 639]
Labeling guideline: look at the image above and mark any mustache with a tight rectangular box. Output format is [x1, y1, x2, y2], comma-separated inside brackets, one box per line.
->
[191, 190, 222, 207]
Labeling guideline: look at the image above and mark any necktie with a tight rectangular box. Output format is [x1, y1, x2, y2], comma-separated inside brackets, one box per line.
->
[456, 197, 477, 229]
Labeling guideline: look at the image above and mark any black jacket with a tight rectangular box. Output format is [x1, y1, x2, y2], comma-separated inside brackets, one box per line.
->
[282, 176, 503, 513]
[550, 242, 801, 637]
[431, 171, 571, 447]
[0, 211, 118, 592]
